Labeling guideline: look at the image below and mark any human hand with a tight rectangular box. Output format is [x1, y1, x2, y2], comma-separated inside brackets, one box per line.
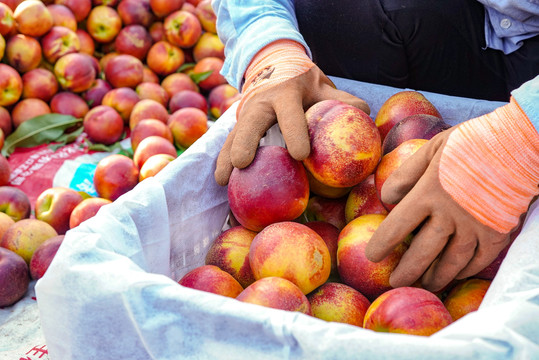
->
[214, 41, 369, 186]
[365, 98, 539, 292]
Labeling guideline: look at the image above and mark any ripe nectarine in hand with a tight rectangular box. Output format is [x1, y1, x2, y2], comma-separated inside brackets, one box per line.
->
[227, 146, 309, 232]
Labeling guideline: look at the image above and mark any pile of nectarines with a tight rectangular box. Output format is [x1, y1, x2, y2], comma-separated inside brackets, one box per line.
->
[179, 92, 513, 336]
[0, 0, 241, 190]
[0, 0, 244, 308]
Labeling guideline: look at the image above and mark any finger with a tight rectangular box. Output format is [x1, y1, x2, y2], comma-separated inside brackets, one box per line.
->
[274, 98, 311, 161]
[230, 102, 277, 169]
[388, 217, 453, 288]
[420, 230, 477, 292]
[365, 190, 431, 262]
[214, 127, 237, 186]
[455, 233, 510, 279]
[319, 86, 371, 115]
[381, 134, 444, 205]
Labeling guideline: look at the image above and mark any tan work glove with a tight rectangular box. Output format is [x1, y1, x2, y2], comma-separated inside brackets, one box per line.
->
[365, 97, 539, 292]
[214, 40, 370, 186]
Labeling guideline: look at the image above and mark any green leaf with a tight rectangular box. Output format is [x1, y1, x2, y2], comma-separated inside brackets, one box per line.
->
[87, 142, 122, 153]
[118, 146, 134, 158]
[2, 114, 82, 157]
[48, 127, 85, 152]
[87, 137, 132, 158]
[177, 62, 196, 73]
[190, 70, 213, 84]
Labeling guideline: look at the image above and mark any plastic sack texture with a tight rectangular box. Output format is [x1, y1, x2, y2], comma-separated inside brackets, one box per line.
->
[35, 78, 539, 360]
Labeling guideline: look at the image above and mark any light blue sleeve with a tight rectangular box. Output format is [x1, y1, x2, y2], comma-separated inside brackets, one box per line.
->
[512, 75, 539, 132]
[476, 0, 539, 54]
[211, 0, 311, 91]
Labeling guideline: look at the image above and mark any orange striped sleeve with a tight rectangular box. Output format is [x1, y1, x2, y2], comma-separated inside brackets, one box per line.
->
[439, 97, 539, 233]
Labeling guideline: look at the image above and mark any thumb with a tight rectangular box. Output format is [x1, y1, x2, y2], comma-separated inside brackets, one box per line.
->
[380, 131, 448, 204]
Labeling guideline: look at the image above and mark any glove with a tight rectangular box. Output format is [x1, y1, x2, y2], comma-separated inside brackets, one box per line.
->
[365, 97, 539, 292]
[214, 40, 370, 186]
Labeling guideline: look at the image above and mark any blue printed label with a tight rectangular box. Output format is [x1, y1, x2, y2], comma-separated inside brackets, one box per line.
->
[69, 163, 98, 197]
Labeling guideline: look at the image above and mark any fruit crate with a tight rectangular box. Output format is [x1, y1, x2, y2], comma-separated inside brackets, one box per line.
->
[34, 78, 538, 360]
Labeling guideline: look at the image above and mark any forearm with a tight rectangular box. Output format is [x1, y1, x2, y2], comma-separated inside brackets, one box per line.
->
[439, 75, 539, 233]
[211, 0, 311, 90]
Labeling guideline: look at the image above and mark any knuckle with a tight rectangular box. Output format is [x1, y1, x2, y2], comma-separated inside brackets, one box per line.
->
[451, 238, 477, 255]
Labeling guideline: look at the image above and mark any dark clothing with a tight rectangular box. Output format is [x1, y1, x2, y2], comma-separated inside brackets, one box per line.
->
[294, 0, 539, 101]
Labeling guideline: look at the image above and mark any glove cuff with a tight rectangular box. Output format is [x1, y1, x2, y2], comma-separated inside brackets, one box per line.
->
[439, 97, 539, 233]
[238, 40, 314, 116]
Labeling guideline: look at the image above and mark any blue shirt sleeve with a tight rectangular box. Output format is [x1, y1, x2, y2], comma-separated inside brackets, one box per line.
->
[512, 75, 539, 132]
[477, 0, 539, 54]
[211, 0, 311, 91]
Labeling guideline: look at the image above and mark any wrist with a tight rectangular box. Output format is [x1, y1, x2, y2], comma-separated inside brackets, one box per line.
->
[237, 40, 314, 116]
[243, 40, 314, 91]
